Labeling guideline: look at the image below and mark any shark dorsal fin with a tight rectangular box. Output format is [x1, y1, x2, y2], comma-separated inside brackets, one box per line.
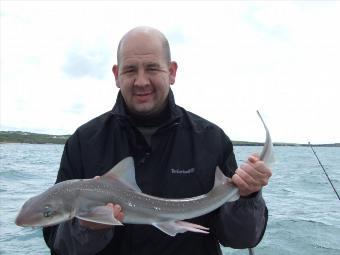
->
[102, 157, 141, 192]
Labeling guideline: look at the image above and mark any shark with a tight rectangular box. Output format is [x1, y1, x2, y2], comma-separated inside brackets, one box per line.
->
[15, 157, 238, 235]
[15, 111, 274, 237]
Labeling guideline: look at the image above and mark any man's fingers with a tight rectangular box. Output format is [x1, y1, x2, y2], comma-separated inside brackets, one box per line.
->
[79, 203, 124, 230]
[235, 167, 257, 187]
[113, 204, 121, 211]
[239, 162, 268, 183]
[233, 154, 272, 196]
[113, 204, 121, 217]
[113, 204, 124, 222]
[248, 155, 259, 163]
[231, 174, 255, 196]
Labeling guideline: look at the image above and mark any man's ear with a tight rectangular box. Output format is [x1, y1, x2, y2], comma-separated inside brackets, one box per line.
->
[169, 61, 178, 85]
[112, 65, 120, 88]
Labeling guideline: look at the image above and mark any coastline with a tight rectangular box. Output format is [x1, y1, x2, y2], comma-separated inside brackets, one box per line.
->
[0, 131, 69, 145]
[0, 131, 339, 147]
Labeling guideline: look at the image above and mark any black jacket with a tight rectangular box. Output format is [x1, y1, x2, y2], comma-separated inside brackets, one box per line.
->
[43, 90, 268, 255]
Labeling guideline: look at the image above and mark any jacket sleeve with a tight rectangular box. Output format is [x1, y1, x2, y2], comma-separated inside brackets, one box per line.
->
[42, 131, 114, 254]
[210, 134, 268, 248]
[50, 219, 114, 255]
[211, 191, 268, 248]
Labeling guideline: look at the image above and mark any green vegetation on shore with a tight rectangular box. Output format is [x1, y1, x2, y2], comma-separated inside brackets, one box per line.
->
[0, 131, 339, 147]
[0, 131, 69, 144]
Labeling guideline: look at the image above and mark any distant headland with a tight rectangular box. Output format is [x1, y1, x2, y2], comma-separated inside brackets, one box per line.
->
[0, 131, 69, 144]
[0, 131, 339, 147]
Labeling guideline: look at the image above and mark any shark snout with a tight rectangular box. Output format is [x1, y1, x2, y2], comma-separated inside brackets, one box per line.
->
[15, 209, 28, 227]
[15, 214, 24, 226]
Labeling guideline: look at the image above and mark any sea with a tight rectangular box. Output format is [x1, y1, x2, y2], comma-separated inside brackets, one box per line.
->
[0, 144, 339, 255]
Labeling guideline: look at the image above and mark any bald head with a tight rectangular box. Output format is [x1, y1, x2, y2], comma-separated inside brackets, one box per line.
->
[116, 26, 171, 65]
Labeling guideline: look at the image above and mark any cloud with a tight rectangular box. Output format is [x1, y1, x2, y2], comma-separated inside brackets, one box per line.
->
[166, 29, 188, 45]
[243, 5, 290, 41]
[62, 43, 112, 80]
[65, 102, 85, 114]
[1, 1, 340, 143]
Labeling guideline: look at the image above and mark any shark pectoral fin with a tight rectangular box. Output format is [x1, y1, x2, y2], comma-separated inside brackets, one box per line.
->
[152, 221, 209, 236]
[76, 206, 123, 226]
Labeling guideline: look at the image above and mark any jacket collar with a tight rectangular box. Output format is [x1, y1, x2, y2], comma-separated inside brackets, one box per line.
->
[111, 89, 182, 123]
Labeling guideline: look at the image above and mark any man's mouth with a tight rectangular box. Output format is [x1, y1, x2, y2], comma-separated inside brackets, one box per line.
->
[134, 91, 153, 102]
[135, 91, 152, 96]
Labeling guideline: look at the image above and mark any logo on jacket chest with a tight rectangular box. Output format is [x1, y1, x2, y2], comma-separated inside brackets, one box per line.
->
[170, 167, 195, 174]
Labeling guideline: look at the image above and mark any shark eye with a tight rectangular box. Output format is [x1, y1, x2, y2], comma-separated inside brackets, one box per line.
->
[43, 206, 55, 218]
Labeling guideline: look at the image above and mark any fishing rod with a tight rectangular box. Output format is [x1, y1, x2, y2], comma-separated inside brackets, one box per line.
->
[248, 248, 255, 255]
[309, 142, 340, 200]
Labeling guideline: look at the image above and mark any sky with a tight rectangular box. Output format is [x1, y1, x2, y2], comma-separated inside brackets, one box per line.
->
[1, 1, 339, 144]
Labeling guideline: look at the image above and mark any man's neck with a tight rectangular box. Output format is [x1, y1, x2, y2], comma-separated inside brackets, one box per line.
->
[128, 103, 170, 128]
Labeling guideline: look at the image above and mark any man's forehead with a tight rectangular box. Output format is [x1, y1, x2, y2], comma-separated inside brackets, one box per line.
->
[119, 45, 167, 66]
[120, 38, 163, 55]
[120, 57, 164, 68]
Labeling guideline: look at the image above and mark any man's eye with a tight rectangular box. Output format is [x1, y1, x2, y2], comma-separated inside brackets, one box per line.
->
[122, 68, 135, 74]
[148, 67, 159, 72]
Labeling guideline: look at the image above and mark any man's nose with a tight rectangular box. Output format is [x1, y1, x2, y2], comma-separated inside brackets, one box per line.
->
[134, 70, 149, 86]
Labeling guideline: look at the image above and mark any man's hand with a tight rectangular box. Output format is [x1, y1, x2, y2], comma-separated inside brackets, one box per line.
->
[78, 176, 124, 230]
[232, 155, 272, 197]
[79, 203, 124, 230]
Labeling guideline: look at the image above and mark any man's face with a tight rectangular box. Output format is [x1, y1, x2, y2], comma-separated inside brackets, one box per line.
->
[113, 33, 177, 116]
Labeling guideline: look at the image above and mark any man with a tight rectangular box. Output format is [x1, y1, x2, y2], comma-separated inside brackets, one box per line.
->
[43, 26, 272, 255]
